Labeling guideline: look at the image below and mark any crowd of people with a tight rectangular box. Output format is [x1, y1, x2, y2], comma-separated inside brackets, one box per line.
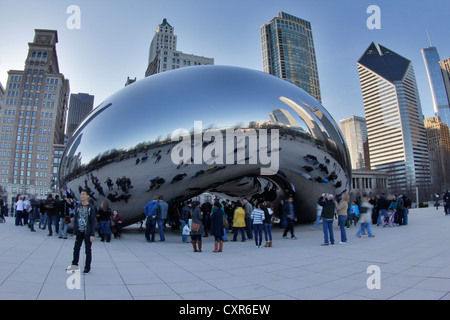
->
[0, 190, 126, 274]
[143, 196, 286, 252]
[141, 192, 337, 255]
[3, 187, 445, 274]
[2, 192, 125, 241]
[315, 192, 414, 246]
[433, 190, 450, 214]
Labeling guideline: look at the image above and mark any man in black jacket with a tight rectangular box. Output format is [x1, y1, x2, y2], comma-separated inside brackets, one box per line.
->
[45, 194, 58, 236]
[66, 190, 97, 274]
[376, 193, 389, 226]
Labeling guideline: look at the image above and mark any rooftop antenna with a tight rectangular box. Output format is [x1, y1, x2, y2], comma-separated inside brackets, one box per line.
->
[426, 29, 433, 47]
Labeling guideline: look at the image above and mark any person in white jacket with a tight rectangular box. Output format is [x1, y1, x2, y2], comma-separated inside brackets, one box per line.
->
[15, 196, 24, 226]
[356, 195, 375, 238]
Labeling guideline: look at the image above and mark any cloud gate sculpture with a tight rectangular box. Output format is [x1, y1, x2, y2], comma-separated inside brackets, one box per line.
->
[59, 66, 351, 227]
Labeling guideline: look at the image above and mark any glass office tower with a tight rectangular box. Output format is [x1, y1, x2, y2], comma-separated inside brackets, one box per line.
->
[357, 43, 431, 196]
[422, 46, 450, 126]
[340, 116, 368, 170]
[66, 93, 94, 138]
[261, 12, 321, 103]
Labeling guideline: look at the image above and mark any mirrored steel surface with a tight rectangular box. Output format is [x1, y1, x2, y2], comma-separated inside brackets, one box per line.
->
[59, 66, 351, 227]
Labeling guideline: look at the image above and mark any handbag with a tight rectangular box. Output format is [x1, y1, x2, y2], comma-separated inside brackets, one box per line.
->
[223, 216, 229, 229]
[191, 222, 201, 232]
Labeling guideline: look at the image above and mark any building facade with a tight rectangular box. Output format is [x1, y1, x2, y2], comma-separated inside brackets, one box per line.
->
[0, 81, 5, 110]
[0, 29, 70, 202]
[357, 43, 431, 198]
[440, 58, 450, 109]
[424, 116, 450, 192]
[422, 46, 450, 126]
[66, 93, 94, 138]
[340, 115, 369, 170]
[145, 19, 214, 77]
[350, 169, 388, 199]
[261, 12, 321, 103]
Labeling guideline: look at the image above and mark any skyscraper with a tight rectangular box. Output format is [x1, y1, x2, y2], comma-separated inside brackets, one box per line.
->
[422, 46, 450, 126]
[340, 115, 369, 170]
[357, 43, 431, 196]
[261, 12, 321, 102]
[424, 116, 450, 191]
[0, 29, 70, 199]
[440, 58, 450, 107]
[66, 93, 94, 138]
[145, 19, 214, 77]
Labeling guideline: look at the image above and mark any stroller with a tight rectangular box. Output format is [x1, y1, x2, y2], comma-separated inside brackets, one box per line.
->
[383, 210, 395, 227]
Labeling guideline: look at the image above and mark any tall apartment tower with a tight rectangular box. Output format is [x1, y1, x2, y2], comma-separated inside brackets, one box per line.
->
[440, 58, 450, 107]
[0, 29, 70, 199]
[339, 116, 369, 170]
[424, 116, 450, 191]
[145, 19, 214, 77]
[357, 43, 431, 196]
[261, 12, 321, 103]
[422, 46, 450, 126]
[66, 93, 94, 138]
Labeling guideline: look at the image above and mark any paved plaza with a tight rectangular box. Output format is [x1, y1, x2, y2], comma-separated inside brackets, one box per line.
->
[0, 205, 450, 300]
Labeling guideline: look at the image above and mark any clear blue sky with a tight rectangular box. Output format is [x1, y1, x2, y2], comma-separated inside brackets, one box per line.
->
[1, 0, 449, 123]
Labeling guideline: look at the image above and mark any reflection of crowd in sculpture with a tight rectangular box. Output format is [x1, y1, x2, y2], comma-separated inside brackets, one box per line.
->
[115, 176, 133, 192]
[147, 177, 166, 191]
[77, 172, 134, 205]
[302, 154, 342, 188]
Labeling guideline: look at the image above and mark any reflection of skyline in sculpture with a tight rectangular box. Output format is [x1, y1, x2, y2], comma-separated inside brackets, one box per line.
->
[59, 66, 351, 227]
[269, 108, 299, 127]
[278, 97, 326, 141]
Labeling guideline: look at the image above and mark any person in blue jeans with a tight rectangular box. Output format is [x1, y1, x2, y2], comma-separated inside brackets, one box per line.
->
[318, 193, 335, 245]
[179, 201, 191, 243]
[335, 192, 349, 244]
[282, 197, 297, 239]
[156, 195, 168, 242]
[312, 203, 323, 230]
[263, 202, 273, 247]
[376, 193, 389, 226]
[98, 201, 112, 242]
[144, 197, 159, 242]
[251, 203, 265, 248]
[44, 194, 58, 236]
[356, 196, 375, 238]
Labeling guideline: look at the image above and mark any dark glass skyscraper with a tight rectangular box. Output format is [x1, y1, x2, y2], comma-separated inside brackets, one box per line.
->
[422, 46, 450, 126]
[261, 12, 321, 103]
[66, 93, 94, 138]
